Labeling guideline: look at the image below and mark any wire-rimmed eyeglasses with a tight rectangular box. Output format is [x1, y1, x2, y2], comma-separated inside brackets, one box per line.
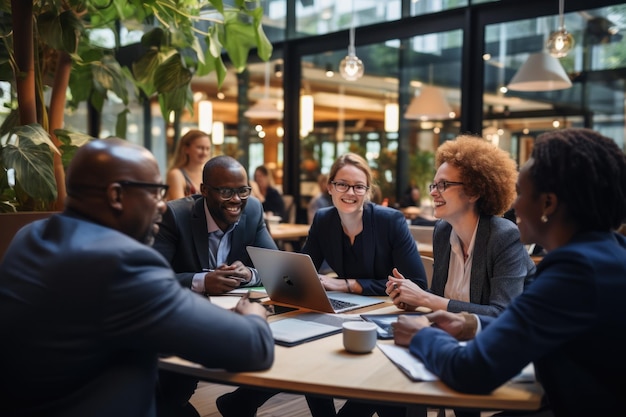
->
[331, 181, 370, 196]
[208, 186, 253, 200]
[118, 180, 169, 200]
[428, 180, 464, 193]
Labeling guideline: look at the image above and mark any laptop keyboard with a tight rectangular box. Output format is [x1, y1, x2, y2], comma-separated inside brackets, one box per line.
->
[329, 298, 358, 311]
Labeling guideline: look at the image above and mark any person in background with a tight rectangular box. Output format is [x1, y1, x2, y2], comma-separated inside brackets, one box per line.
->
[153, 155, 278, 417]
[217, 153, 429, 417]
[253, 164, 286, 220]
[392, 128, 626, 417]
[388, 135, 534, 318]
[307, 173, 333, 224]
[0, 138, 274, 417]
[398, 185, 422, 208]
[165, 129, 212, 200]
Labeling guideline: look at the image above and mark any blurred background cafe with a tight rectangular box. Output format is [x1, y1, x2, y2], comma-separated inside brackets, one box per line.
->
[35, 0, 626, 223]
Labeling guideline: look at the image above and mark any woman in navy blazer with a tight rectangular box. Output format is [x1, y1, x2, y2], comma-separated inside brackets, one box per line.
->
[303, 152, 427, 295]
[393, 128, 626, 416]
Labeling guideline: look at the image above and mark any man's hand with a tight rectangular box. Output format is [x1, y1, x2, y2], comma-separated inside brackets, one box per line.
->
[204, 261, 251, 294]
[233, 293, 269, 319]
[424, 310, 478, 341]
[392, 315, 432, 346]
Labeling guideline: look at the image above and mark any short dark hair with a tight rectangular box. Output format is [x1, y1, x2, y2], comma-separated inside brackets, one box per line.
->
[530, 128, 626, 231]
[202, 155, 243, 184]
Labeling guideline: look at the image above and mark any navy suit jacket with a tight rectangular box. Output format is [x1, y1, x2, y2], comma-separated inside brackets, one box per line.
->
[431, 215, 535, 316]
[0, 211, 274, 417]
[153, 195, 278, 288]
[409, 231, 626, 416]
[302, 203, 427, 295]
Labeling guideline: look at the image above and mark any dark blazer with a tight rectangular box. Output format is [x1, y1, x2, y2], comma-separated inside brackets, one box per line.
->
[302, 203, 427, 295]
[410, 231, 626, 416]
[0, 211, 274, 417]
[153, 195, 278, 288]
[431, 215, 535, 316]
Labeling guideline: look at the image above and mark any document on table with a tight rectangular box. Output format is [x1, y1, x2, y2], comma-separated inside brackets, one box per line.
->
[377, 343, 438, 381]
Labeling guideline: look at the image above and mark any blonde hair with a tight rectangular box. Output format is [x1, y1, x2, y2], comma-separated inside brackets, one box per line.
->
[168, 129, 210, 170]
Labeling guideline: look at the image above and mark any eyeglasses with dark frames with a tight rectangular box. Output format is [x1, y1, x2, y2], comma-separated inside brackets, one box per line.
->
[428, 180, 465, 193]
[331, 181, 370, 196]
[117, 180, 169, 200]
[208, 186, 253, 200]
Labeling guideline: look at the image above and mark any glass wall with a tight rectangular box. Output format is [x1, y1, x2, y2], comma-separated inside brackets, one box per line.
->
[483, 4, 626, 166]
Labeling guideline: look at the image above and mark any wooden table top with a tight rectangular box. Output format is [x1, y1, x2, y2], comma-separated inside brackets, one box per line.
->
[160, 298, 543, 412]
[269, 223, 310, 240]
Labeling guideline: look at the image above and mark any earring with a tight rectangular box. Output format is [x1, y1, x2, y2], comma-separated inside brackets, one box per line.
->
[541, 214, 548, 223]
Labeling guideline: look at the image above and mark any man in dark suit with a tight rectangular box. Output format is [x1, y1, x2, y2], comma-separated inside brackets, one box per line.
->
[0, 138, 274, 417]
[153, 155, 277, 295]
[152, 155, 278, 416]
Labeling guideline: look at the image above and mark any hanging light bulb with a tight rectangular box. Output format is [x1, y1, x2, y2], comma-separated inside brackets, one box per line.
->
[546, 0, 574, 58]
[339, 0, 364, 81]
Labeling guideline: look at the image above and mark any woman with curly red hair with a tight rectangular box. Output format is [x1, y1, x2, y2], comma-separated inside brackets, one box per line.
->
[388, 135, 535, 317]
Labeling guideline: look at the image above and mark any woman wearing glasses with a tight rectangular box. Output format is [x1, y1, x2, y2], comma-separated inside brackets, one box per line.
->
[216, 153, 428, 417]
[387, 135, 535, 318]
[303, 152, 428, 296]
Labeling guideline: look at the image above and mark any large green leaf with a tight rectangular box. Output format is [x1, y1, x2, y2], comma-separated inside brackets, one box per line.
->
[1, 124, 58, 202]
[154, 53, 192, 93]
[92, 54, 130, 104]
[54, 129, 94, 169]
[132, 48, 164, 96]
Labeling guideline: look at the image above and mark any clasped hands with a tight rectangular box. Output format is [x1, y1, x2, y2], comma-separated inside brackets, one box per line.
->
[385, 267, 429, 311]
[204, 261, 252, 295]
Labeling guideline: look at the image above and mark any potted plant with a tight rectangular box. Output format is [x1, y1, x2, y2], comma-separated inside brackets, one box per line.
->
[0, 0, 272, 212]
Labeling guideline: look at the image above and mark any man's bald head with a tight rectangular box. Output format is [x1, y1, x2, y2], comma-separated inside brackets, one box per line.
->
[67, 137, 158, 193]
[65, 138, 166, 244]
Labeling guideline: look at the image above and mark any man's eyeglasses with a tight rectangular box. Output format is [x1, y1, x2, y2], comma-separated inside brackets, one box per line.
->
[331, 181, 370, 196]
[118, 180, 169, 200]
[208, 186, 253, 200]
[428, 180, 464, 193]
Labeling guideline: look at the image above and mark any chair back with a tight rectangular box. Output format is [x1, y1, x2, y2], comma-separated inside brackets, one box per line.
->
[409, 225, 434, 246]
[0, 211, 57, 262]
[420, 255, 434, 288]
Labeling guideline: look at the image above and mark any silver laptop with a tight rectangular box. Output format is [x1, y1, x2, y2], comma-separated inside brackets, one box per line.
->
[247, 246, 384, 313]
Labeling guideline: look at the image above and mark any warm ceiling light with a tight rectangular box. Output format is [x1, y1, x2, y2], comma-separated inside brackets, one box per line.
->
[339, 0, 364, 81]
[384, 103, 399, 132]
[198, 100, 213, 134]
[211, 121, 224, 145]
[546, 0, 574, 58]
[300, 94, 314, 136]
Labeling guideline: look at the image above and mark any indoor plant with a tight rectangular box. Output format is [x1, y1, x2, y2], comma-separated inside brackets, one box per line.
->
[0, 0, 271, 212]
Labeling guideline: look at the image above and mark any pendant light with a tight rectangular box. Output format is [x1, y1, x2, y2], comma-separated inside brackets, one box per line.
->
[339, 0, 364, 81]
[507, 51, 572, 91]
[546, 0, 574, 58]
[244, 62, 283, 120]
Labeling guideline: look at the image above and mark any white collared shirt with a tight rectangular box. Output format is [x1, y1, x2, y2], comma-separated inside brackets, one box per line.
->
[444, 219, 479, 302]
[190, 202, 259, 293]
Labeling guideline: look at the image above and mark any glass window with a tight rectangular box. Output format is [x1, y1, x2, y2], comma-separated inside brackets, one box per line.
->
[411, 0, 467, 16]
[260, 0, 287, 42]
[295, 0, 401, 37]
[484, 5, 626, 161]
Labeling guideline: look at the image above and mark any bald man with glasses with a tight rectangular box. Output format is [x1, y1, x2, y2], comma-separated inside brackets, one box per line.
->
[152, 155, 278, 417]
[0, 139, 274, 417]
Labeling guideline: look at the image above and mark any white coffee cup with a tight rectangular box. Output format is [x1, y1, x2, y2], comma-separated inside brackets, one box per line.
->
[342, 321, 378, 353]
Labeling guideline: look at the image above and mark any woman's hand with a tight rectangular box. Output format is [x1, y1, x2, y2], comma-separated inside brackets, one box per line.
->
[386, 268, 428, 311]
